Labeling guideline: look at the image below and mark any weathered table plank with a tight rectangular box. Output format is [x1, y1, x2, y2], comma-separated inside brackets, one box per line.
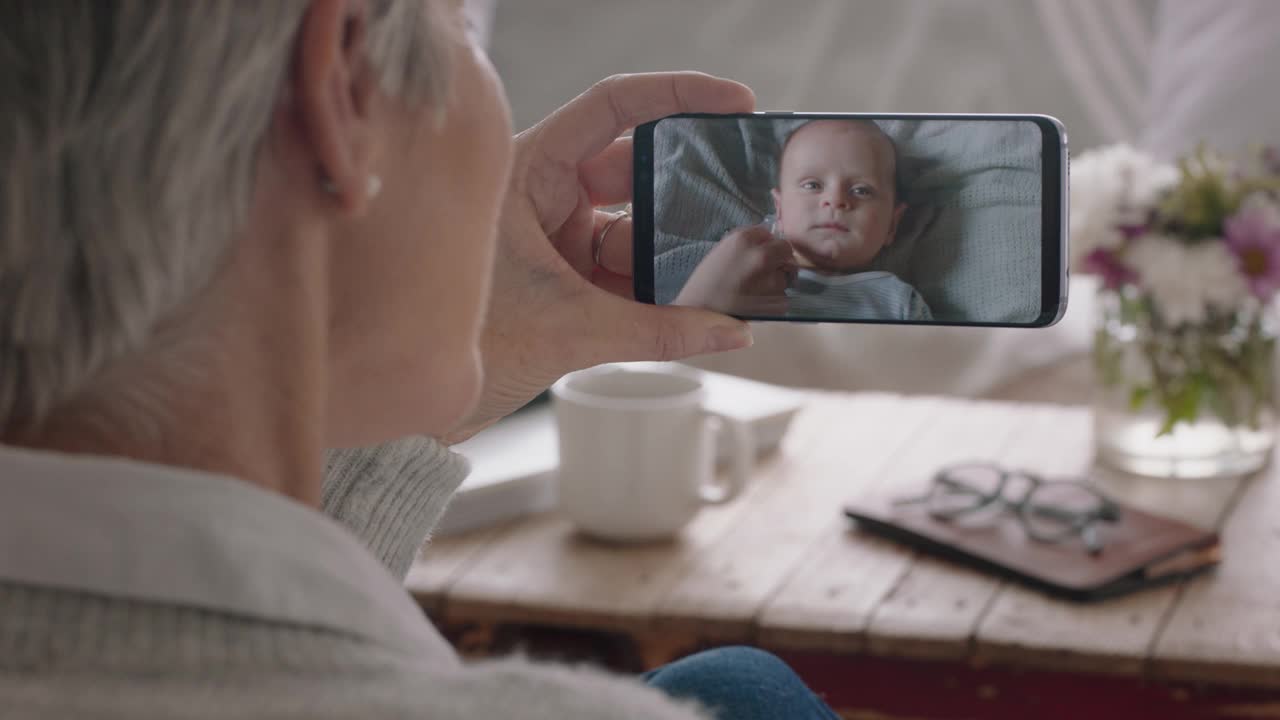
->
[407, 525, 508, 613]
[758, 399, 1034, 656]
[1151, 463, 1280, 687]
[970, 406, 1204, 676]
[651, 393, 940, 644]
[860, 405, 1080, 661]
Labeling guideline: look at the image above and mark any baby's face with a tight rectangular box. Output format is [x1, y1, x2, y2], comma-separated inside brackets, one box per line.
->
[771, 121, 906, 273]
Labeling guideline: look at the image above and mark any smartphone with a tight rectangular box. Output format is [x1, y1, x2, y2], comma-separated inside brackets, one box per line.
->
[632, 113, 1068, 327]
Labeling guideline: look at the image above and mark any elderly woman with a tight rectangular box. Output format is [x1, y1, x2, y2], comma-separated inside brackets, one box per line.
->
[0, 2, 841, 719]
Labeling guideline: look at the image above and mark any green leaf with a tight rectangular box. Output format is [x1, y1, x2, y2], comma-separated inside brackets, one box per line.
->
[1128, 386, 1151, 411]
[1157, 376, 1205, 436]
[1162, 148, 1242, 240]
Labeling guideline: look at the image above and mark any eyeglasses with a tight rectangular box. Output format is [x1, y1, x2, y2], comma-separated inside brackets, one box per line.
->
[893, 462, 1123, 555]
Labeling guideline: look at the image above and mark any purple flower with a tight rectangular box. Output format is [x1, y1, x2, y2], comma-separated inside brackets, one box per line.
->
[1082, 247, 1137, 290]
[1224, 196, 1280, 302]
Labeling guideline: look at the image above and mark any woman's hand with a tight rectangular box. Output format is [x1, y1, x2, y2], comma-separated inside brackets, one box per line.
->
[672, 224, 796, 315]
[444, 73, 756, 443]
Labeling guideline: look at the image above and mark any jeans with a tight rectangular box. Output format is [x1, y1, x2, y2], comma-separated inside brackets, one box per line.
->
[642, 646, 841, 720]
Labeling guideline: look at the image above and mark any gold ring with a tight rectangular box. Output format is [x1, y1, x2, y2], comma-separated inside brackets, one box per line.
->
[593, 204, 632, 268]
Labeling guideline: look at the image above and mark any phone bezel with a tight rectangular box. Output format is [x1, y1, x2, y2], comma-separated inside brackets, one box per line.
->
[631, 112, 1069, 328]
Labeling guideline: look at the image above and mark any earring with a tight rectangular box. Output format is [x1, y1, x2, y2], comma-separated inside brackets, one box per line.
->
[321, 174, 382, 199]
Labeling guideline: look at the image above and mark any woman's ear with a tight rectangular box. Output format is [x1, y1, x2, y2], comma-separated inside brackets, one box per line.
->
[295, 0, 378, 215]
[770, 187, 783, 218]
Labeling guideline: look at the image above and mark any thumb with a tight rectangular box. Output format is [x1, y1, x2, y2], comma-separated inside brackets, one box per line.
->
[588, 297, 753, 365]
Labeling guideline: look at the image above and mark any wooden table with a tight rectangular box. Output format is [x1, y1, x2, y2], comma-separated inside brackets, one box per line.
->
[408, 368, 1280, 719]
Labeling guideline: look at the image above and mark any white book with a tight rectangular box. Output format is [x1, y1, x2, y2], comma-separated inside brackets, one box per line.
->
[435, 365, 805, 536]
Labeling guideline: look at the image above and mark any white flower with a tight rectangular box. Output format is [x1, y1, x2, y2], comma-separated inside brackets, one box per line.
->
[1070, 144, 1179, 268]
[1126, 235, 1248, 326]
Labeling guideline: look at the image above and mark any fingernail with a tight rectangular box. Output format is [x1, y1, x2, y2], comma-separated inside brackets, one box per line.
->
[707, 324, 753, 353]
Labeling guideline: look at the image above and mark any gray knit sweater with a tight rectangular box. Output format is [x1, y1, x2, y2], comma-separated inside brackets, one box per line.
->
[0, 437, 711, 719]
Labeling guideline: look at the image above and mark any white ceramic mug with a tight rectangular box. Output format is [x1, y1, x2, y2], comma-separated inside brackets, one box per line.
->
[551, 366, 755, 542]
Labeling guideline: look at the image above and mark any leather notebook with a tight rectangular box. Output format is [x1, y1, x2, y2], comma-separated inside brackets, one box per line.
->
[844, 494, 1221, 602]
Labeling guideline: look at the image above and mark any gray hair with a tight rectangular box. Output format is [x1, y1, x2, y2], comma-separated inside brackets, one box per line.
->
[0, 1, 452, 431]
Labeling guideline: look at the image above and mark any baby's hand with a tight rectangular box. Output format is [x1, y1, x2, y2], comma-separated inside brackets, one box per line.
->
[673, 225, 797, 315]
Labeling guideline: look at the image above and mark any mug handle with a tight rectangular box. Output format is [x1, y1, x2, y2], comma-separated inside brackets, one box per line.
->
[698, 411, 755, 504]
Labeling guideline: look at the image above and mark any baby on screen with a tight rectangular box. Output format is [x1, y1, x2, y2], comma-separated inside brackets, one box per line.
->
[673, 119, 931, 321]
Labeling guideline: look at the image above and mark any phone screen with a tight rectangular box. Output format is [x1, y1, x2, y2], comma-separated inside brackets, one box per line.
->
[632, 113, 1067, 327]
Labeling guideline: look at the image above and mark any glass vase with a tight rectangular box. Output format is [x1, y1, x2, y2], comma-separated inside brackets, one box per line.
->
[1091, 288, 1277, 478]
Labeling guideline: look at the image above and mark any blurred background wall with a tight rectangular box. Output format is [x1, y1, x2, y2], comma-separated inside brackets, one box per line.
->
[486, 0, 1158, 151]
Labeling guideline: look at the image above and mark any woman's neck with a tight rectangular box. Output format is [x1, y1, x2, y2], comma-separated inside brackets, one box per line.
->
[7, 221, 332, 508]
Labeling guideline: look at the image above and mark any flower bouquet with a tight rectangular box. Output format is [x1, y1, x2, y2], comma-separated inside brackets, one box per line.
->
[1070, 144, 1280, 478]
